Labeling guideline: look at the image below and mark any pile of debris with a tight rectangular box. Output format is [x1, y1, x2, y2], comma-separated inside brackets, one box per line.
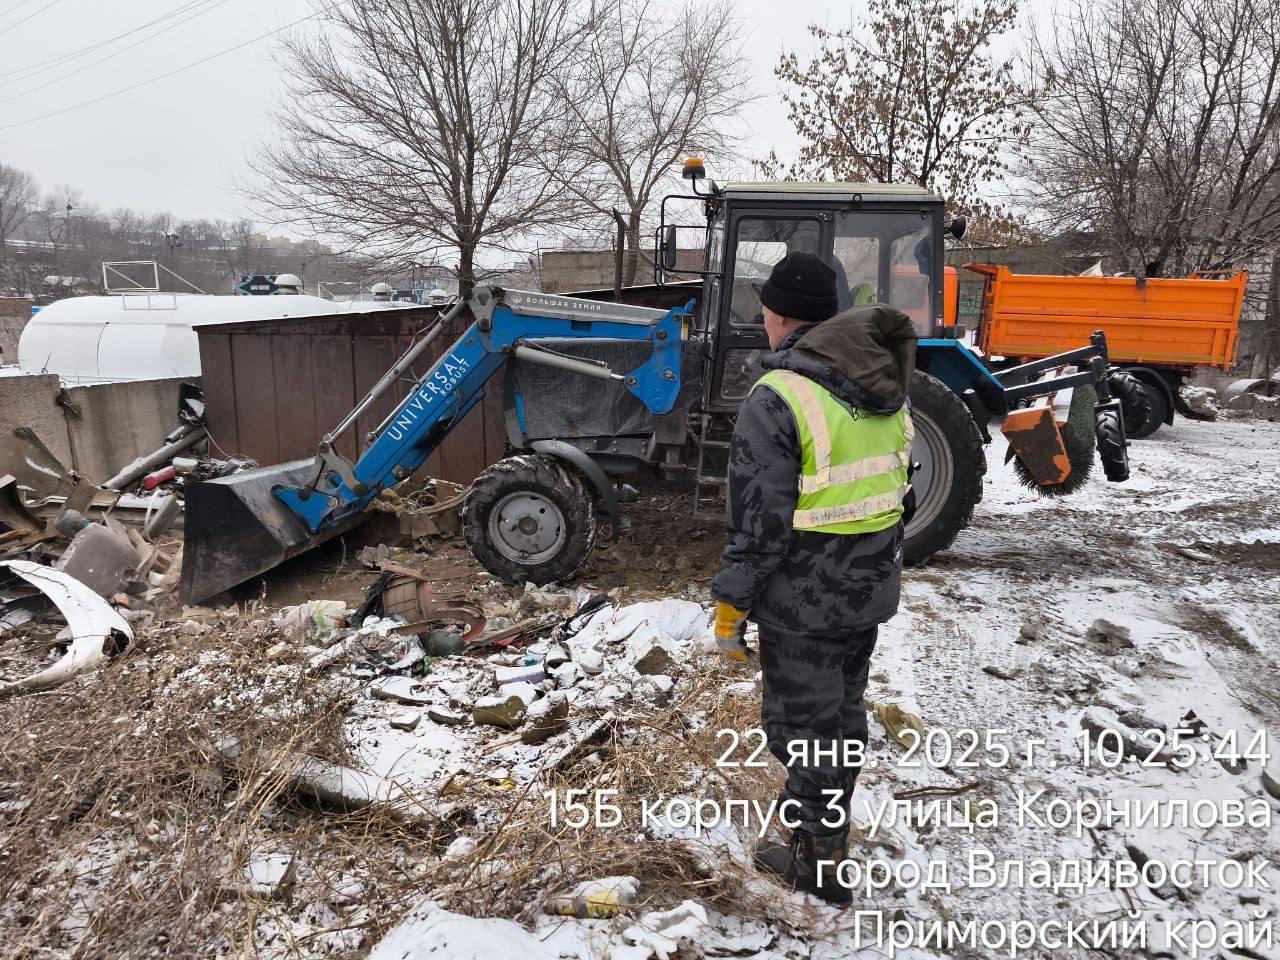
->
[1, 411, 201, 695]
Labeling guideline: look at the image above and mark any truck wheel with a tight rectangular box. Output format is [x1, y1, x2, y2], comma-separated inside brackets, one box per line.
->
[904, 371, 987, 566]
[1109, 370, 1150, 437]
[465, 454, 596, 585]
[1129, 383, 1167, 439]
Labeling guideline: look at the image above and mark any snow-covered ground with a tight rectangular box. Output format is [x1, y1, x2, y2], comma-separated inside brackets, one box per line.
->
[9, 415, 1276, 960]
[354, 416, 1280, 959]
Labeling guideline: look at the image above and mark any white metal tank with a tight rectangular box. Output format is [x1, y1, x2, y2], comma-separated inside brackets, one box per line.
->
[19, 293, 406, 384]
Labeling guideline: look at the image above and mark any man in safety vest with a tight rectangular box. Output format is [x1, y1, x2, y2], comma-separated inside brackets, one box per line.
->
[711, 251, 917, 905]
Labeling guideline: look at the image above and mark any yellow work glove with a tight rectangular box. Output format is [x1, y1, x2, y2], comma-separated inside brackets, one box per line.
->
[714, 602, 752, 661]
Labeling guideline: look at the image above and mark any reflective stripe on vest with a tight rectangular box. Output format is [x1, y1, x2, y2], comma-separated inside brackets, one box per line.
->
[754, 369, 912, 534]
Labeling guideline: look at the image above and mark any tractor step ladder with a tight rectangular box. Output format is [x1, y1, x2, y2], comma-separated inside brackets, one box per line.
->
[692, 415, 732, 516]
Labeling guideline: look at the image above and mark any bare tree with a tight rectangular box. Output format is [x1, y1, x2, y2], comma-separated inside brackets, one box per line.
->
[257, 0, 586, 297]
[764, 0, 1028, 234]
[1023, 0, 1280, 277]
[554, 0, 751, 284]
[29, 185, 84, 281]
[0, 163, 38, 262]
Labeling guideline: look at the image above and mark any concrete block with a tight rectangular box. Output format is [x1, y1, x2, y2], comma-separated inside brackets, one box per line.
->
[62, 377, 193, 484]
[0, 372, 73, 470]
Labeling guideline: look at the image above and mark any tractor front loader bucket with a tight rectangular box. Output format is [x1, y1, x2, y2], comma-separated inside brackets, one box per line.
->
[180, 458, 367, 604]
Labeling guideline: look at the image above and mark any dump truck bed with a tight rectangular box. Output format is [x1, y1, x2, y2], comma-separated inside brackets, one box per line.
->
[970, 265, 1245, 371]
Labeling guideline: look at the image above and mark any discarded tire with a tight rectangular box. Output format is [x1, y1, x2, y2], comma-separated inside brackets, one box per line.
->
[1129, 382, 1167, 439]
[904, 371, 987, 566]
[1109, 370, 1151, 437]
[465, 453, 596, 585]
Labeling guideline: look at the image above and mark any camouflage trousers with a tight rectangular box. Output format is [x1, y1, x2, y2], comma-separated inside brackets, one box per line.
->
[759, 623, 878, 836]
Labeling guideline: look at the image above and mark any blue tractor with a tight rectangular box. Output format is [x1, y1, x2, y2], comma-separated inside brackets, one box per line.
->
[181, 165, 1128, 602]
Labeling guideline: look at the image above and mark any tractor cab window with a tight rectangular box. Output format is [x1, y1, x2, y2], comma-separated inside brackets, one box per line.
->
[833, 236, 880, 306]
[728, 217, 821, 326]
[890, 227, 931, 317]
[834, 212, 936, 332]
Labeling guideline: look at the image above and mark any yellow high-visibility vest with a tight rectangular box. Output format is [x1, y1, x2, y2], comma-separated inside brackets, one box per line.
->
[754, 369, 913, 533]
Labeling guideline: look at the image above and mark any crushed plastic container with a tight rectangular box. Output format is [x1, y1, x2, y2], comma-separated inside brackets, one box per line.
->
[54, 523, 141, 598]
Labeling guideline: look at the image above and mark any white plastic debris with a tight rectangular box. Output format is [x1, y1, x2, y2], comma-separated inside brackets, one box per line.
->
[275, 599, 348, 639]
[0, 560, 132, 698]
[495, 663, 545, 687]
[574, 599, 710, 647]
[545, 875, 640, 919]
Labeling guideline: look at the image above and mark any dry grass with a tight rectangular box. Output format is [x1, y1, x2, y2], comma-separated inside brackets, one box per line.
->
[431, 668, 788, 925]
[0, 612, 448, 958]
[1, 612, 814, 958]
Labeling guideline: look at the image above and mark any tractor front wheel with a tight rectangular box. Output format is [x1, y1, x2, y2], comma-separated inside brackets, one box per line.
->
[904, 371, 988, 566]
[465, 454, 596, 585]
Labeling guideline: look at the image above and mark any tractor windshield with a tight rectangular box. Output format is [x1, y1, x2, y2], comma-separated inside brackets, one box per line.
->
[833, 211, 933, 331]
[719, 209, 937, 334]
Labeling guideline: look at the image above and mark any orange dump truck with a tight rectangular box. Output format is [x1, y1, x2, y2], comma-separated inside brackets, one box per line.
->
[965, 265, 1246, 437]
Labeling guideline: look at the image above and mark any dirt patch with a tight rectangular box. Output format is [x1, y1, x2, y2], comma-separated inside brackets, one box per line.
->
[219, 488, 726, 614]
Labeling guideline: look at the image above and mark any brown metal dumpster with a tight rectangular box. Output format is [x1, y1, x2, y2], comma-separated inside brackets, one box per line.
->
[195, 304, 508, 485]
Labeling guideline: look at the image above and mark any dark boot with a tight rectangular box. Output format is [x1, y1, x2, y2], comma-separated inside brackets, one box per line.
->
[753, 830, 851, 905]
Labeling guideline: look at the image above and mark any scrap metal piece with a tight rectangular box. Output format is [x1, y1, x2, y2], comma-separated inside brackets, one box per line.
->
[378, 561, 486, 642]
[103, 425, 207, 491]
[1001, 406, 1070, 486]
[0, 428, 78, 508]
[0, 560, 132, 698]
[0, 475, 48, 547]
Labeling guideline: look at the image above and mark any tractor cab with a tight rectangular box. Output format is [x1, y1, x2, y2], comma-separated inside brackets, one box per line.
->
[656, 163, 964, 416]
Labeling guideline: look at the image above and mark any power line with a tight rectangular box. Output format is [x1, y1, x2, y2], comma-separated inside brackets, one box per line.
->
[0, 0, 65, 37]
[0, 0, 36, 19]
[0, 0, 219, 84]
[0, 4, 330, 131]
[0, 0, 232, 103]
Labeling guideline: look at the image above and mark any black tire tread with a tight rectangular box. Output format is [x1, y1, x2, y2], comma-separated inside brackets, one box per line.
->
[464, 453, 596, 585]
[1096, 407, 1130, 482]
[1128, 382, 1167, 439]
[1109, 370, 1151, 436]
[904, 371, 988, 566]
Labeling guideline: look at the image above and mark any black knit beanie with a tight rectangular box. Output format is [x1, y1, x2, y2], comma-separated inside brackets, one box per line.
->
[759, 252, 839, 324]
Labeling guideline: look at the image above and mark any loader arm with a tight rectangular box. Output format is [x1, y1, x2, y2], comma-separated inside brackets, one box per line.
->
[276, 287, 686, 534]
[181, 286, 689, 601]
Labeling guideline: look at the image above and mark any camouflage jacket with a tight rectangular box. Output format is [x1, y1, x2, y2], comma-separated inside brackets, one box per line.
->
[711, 304, 918, 634]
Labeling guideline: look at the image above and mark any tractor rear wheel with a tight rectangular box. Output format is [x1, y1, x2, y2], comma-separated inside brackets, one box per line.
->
[465, 454, 596, 585]
[904, 371, 988, 566]
[1129, 382, 1168, 439]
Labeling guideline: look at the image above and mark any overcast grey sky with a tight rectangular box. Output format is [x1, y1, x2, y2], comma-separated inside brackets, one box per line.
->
[0, 0, 871, 224]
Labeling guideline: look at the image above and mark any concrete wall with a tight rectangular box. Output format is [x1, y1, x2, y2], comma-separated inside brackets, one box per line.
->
[63, 378, 192, 484]
[0, 297, 31, 362]
[0, 372, 73, 471]
[0, 373, 195, 485]
[539, 248, 703, 293]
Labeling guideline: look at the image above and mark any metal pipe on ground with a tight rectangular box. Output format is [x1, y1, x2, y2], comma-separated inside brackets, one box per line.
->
[104, 426, 207, 491]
